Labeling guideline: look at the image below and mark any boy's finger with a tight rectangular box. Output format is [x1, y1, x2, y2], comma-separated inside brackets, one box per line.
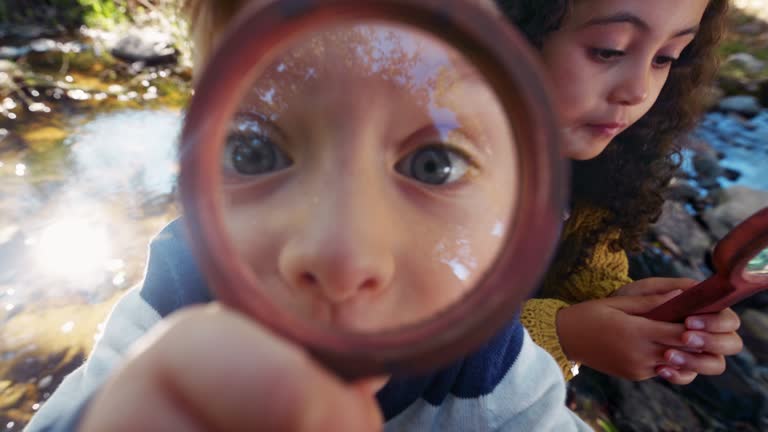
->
[663, 349, 726, 376]
[682, 331, 743, 356]
[656, 366, 697, 385]
[685, 308, 741, 333]
[150, 306, 383, 432]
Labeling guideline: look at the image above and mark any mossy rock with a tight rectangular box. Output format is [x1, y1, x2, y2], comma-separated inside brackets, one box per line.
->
[21, 126, 68, 152]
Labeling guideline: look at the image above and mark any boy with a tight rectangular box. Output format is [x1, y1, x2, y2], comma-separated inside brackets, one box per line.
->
[26, 1, 591, 430]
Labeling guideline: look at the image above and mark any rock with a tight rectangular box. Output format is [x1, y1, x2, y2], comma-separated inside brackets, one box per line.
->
[0, 46, 30, 60]
[703, 186, 768, 239]
[36, 375, 52, 390]
[664, 178, 700, 203]
[692, 147, 724, 188]
[0, 295, 122, 426]
[651, 201, 712, 259]
[718, 75, 750, 96]
[702, 85, 725, 111]
[110, 29, 178, 66]
[569, 368, 704, 432]
[676, 351, 768, 431]
[740, 309, 768, 364]
[723, 167, 742, 182]
[726, 53, 767, 75]
[629, 248, 677, 280]
[735, 21, 767, 36]
[758, 79, 768, 108]
[0, 24, 59, 43]
[719, 96, 762, 118]
[0, 130, 25, 153]
[0, 59, 19, 75]
[628, 244, 709, 280]
[28, 39, 58, 53]
[613, 379, 704, 432]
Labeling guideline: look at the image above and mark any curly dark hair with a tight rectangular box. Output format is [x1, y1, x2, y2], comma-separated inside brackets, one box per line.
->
[496, 0, 729, 275]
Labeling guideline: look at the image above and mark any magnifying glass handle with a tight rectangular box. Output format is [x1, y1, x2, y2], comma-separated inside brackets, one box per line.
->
[641, 275, 735, 323]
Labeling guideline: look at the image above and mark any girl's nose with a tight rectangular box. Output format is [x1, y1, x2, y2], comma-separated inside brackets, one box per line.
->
[609, 66, 650, 106]
[278, 187, 396, 304]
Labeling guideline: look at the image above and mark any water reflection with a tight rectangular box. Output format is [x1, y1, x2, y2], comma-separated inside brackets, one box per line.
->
[0, 109, 181, 311]
[693, 111, 768, 190]
[747, 247, 768, 276]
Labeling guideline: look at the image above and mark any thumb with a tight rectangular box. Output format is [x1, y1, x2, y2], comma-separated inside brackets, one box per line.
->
[608, 288, 684, 315]
[615, 278, 699, 297]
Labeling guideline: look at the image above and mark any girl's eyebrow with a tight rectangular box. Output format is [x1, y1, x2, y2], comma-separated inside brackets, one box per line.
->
[579, 12, 700, 38]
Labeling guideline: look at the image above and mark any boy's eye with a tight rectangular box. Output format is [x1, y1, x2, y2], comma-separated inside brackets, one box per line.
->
[395, 145, 471, 185]
[589, 48, 625, 62]
[226, 132, 292, 176]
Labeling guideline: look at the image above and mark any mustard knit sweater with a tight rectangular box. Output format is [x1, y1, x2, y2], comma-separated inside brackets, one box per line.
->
[521, 205, 633, 380]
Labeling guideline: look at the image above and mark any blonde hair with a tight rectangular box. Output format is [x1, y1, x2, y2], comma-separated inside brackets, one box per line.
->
[183, 0, 250, 67]
[184, 0, 501, 68]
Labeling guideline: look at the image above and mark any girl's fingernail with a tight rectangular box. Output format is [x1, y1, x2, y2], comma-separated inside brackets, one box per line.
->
[686, 334, 705, 348]
[669, 352, 685, 366]
[687, 318, 705, 330]
[659, 369, 673, 379]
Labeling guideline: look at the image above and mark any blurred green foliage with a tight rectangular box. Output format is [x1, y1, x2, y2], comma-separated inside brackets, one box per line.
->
[0, 0, 176, 30]
[78, 0, 129, 29]
[718, 6, 768, 82]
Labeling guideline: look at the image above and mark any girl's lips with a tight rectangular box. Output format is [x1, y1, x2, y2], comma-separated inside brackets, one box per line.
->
[585, 123, 626, 137]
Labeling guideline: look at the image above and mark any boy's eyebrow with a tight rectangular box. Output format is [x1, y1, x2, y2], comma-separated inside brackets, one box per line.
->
[580, 12, 700, 38]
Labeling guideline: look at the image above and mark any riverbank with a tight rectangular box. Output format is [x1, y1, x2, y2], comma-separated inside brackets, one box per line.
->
[1, 2, 768, 431]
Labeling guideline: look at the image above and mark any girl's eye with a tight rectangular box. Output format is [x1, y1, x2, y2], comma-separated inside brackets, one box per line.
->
[225, 132, 292, 176]
[652, 55, 678, 68]
[395, 144, 471, 185]
[589, 48, 625, 63]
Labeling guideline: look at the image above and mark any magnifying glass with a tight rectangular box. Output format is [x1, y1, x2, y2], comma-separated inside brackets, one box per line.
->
[643, 207, 768, 322]
[178, 0, 567, 380]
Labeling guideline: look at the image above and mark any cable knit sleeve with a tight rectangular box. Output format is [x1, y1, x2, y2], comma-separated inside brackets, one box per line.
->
[521, 206, 634, 380]
[553, 232, 633, 303]
[520, 298, 575, 380]
[541, 206, 633, 303]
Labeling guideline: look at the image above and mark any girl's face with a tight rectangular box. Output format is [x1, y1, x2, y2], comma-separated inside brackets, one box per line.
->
[540, 0, 709, 160]
[219, 23, 517, 332]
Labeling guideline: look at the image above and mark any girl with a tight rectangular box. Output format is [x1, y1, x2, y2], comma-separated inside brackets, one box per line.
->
[499, 0, 744, 385]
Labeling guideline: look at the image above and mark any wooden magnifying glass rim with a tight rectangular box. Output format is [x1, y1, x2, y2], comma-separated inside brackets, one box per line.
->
[643, 207, 768, 322]
[179, 0, 567, 380]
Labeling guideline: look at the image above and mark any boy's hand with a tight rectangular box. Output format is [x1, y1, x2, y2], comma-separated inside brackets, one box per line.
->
[80, 304, 383, 432]
[557, 278, 742, 384]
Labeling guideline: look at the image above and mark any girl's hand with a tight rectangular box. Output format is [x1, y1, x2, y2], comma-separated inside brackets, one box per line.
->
[557, 284, 687, 381]
[656, 307, 742, 385]
[611, 278, 742, 385]
[80, 304, 383, 432]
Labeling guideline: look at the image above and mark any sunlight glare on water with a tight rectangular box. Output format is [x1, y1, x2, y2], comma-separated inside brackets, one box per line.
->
[1, 109, 182, 306]
[35, 219, 111, 281]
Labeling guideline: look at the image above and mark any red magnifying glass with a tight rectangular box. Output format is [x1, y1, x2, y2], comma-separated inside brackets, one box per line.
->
[178, 0, 568, 380]
[643, 207, 768, 322]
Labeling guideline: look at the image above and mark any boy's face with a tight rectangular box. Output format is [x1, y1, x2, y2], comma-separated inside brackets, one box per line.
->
[218, 23, 517, 332]
[540, 0, 709, 160]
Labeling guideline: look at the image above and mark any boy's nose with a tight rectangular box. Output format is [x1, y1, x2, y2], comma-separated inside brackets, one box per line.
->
[280, 244, 395, 304]
[278, 186, 396, 305]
